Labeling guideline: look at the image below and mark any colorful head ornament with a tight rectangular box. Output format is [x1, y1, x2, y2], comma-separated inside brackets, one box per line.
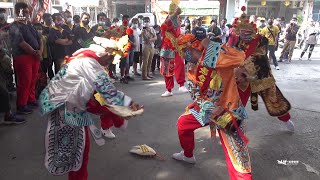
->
[232, 6, 257, 41]
[164, 32, 204, 59]
[104, 25, 131, 39]
[71, 35, 129, 64]
[168, 0, 180, 15]
[92, 25, 132, 64]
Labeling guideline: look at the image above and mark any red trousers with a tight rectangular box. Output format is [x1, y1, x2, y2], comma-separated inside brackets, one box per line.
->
[101, 110, 125, 129]
[238, 87, 291, 122]
[164, 53, 186, 92]
[177, 114, 252, 180]
[68, 127, 90, 180]
[86, 99, 125, 129]
[68, 99, 124, 180]
[13, 54, 40, 107]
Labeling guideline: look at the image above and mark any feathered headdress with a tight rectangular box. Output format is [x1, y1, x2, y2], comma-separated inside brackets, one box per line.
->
[164, 32, 204, 58]
[82, 24, 132, 64]
[104, 21, 132, 39]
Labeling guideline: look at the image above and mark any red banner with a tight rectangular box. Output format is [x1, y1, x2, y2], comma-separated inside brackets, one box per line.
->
[35, 0, 50, 22]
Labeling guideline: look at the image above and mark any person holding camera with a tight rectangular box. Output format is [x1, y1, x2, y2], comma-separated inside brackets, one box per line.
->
[140, 17, 156, 80]
[278, 17, 299, 63]
[207, 19, 222, 43]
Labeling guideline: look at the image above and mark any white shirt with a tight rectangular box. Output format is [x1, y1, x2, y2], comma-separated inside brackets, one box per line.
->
[305, 26, 319, 45]
[132, 28, 141, 52]
[220, 26, 230, 44]
[180, 27, 186, 35]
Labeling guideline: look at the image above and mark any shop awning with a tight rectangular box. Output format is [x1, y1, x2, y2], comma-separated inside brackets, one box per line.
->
[61, 0, 99, 7]
[181, 8, 219, 16]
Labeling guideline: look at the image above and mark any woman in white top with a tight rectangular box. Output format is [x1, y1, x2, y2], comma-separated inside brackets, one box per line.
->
[300, 21, 319, 61]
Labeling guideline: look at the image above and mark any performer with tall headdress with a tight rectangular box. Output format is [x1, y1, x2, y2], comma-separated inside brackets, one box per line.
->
[229, 6, 294, 132]
[40, 34, 143, 180]
[167, 31, 252, 179]
[160, 0, 189, 97]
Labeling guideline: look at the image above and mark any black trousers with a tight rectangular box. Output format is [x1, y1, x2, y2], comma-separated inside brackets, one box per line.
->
[300, 44, 315, 59]
[0, 80, 10, 112]
[151, 54, 160, 72]
[41, 58, 54, 79]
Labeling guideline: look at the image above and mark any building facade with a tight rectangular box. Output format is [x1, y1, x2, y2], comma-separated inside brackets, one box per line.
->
[151, 0, 220, 25]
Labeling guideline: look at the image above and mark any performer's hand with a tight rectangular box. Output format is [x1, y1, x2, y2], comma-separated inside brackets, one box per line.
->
[212, 106, 225, 118]
[234, 67, 249, 83]
[37, 55, 43, 61]
[35, 50, 43, 61]
[130, 101, 143, 111]
[201, 38, 210, 49]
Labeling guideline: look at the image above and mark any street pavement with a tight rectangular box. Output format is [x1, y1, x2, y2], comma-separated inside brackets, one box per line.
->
[0, 47, 320, 180]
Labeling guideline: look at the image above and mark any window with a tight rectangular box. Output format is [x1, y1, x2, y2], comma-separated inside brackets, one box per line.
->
[52, 0, 61, 5]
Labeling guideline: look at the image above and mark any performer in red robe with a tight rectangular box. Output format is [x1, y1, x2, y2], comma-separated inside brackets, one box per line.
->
[160, 1, 188, 97]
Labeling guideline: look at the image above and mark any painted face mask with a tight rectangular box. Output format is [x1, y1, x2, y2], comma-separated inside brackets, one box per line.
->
[240, 29, 253, 42]
[184, 49, 192, 62]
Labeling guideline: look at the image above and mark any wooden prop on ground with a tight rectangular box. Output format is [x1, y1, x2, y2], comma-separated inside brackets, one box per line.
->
[129, 144, 165, 161]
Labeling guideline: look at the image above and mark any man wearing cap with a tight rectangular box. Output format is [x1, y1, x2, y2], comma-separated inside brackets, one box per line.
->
[257, 17, 266, 34]
[279, 17, 299, 63]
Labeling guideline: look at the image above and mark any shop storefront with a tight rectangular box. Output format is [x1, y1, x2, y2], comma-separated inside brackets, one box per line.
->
[152, 0, 220, 25]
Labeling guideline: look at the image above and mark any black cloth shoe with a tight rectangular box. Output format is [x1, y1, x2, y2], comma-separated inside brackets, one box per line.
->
[28, 101, 39, 108]
[113, 74, 119, 80]
[3, 114, 26, 125]
[120, 78, 129, 84]
[17, 106, 33, 115]
[126, 76, 135, 81]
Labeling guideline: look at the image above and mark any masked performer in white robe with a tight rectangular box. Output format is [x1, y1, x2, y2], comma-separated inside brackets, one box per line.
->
[40, 36, 142, 180]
